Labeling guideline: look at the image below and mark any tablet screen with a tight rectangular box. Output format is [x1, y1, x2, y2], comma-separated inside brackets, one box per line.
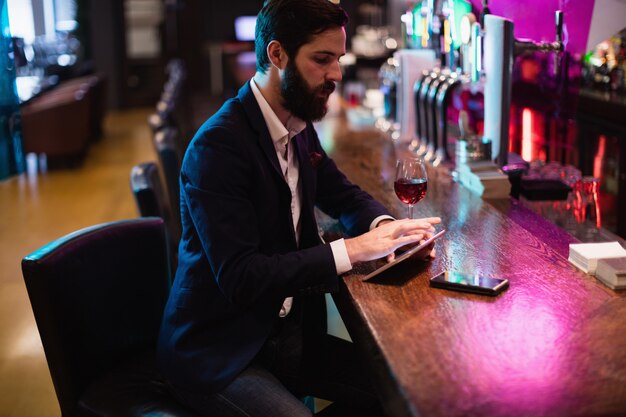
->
[362, 229, 445, 281]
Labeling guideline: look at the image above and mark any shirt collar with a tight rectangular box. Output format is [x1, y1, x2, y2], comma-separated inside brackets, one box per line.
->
[250, 78, 306, 146]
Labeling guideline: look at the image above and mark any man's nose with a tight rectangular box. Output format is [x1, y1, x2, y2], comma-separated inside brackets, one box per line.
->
[327, 61, 342, 82]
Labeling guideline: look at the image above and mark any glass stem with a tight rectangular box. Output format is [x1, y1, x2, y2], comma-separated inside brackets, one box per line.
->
[408, 204, 414, 220]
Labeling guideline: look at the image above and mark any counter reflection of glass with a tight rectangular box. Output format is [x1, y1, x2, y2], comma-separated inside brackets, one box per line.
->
[394, 157, 427, 219]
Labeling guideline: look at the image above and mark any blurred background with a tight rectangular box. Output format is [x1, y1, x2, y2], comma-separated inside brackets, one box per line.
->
[0, 0, 625, 415]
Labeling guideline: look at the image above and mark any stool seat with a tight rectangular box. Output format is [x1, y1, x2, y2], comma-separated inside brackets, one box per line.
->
[77, 354, 199, 417]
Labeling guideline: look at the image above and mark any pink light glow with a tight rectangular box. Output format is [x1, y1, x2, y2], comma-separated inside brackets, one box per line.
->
[522, 108, 533, 161]
[491, 302, 566, 385]
[467, 0, 595, 56]
[435, 295, 570, 413]
[593, 135, 605, 179]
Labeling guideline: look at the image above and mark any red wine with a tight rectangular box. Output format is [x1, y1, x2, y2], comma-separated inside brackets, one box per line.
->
[394, 178, 427, 205]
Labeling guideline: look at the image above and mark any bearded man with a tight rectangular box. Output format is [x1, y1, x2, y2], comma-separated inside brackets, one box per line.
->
[157, 1, 440, 415]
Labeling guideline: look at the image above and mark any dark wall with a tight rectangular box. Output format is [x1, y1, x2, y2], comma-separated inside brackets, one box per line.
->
[192, 0, 363, 42]
[78, 0, 382, 107]
[153, 0, 265, 92]
[178, 0, 366, 90]
[88, 0, 125, 109]
[202, 1, 264, 42]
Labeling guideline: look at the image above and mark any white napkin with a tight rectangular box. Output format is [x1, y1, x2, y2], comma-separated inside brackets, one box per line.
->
[568, 242, 626, 274]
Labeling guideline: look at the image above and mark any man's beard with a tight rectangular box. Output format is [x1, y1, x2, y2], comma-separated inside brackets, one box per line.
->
[280, 61, 335, 122]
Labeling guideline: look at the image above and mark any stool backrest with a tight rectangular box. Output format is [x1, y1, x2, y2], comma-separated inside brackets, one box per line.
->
[153, 126, 182, 231]
[131, 162, 180, 271]
[21, 218, 171, 417]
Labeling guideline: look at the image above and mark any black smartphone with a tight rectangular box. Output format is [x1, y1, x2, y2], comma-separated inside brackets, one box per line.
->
[429, 271, 509, 296]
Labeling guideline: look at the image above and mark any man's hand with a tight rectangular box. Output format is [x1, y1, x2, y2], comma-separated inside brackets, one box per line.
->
[387, 236, 437, 263]
[344, 217, 441, 264]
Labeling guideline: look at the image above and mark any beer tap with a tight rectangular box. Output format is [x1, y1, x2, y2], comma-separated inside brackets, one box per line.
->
[483, 10, 564, 166]
[515, 10, 564, 77]
[514, 11, 564, 55]
[425, 70, 449, 162]
[414, 68, 440, 156]
[434, 72, 466, 165]
[413, 69, 430, 152]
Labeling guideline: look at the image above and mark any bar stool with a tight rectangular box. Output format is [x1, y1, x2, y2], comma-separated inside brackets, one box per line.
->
[21, 218, 200, 417]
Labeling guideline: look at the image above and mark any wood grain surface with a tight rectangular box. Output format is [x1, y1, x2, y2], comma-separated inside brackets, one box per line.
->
[316, 114, 626, 417]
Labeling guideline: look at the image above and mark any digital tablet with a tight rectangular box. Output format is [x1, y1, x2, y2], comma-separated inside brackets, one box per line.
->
[363, 229, 446, 281]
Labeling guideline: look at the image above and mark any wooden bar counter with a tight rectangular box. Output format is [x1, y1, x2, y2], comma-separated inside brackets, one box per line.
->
[316, 114, 626, 417]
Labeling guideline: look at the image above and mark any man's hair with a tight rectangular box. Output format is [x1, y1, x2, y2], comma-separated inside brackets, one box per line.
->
[255, 0, 349, 73]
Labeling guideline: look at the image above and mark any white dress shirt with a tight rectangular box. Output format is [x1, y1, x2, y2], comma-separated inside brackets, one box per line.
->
[250, 79, 391, 316]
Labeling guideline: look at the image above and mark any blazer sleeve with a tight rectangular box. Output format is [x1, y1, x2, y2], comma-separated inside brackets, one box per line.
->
[181, 125, 338, 307]
[308, 126, 391, 236]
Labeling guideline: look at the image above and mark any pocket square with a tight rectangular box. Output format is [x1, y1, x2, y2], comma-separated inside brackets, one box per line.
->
[309, 152, 323, 168]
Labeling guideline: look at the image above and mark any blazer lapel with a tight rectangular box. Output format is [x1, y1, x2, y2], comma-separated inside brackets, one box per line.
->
[294, 131, 315, 216]
[238, 83, 319, 245]
[293, 130, 324, 247]
[258, 131, 284, 183]
[238, 82, 285, 182]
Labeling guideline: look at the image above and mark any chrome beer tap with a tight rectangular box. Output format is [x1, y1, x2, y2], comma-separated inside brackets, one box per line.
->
[483, 10, 564, 166]
[434, 71, 466, 165]
[415, 68, 440, 156]
[413, 69, 430, 151]
[424, 70, 449, 162]
[514, 11, 564, 56]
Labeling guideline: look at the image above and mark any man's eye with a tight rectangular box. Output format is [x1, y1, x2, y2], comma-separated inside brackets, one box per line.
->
[314, 56, 330, 64]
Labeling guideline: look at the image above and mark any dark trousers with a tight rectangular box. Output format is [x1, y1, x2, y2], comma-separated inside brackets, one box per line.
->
[167, 306, 386, 417]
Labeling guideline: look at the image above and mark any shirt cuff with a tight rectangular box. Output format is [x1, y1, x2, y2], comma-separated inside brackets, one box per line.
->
[369, 215, 395, 231]
[330, 238, 352, 275]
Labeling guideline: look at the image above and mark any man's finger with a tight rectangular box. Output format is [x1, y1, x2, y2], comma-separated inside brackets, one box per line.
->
[391, 222, 433, 239]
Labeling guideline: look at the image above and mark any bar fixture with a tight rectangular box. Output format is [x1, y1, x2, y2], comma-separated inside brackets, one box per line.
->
[483, 11, 564, 166]
[414, 68, 439, 156]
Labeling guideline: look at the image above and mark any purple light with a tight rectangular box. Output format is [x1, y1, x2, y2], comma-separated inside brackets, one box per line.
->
[468, 0, 595, 56]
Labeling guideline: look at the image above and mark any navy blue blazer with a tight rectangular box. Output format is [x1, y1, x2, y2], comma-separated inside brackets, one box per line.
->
[157, 81, 390, 393]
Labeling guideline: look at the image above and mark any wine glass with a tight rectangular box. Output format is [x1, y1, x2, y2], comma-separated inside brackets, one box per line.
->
[394, 157, 428, 219]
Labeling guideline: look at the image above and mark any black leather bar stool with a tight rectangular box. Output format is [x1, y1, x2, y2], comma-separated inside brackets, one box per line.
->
[21, 218, 200, 417]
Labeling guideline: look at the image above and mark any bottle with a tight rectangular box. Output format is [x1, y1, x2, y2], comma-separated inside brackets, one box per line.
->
[613, 41, 625, 92]
[440, 0, 454, 67]
[401, 3, 415, 48]
[411, 2, 421, 48]
[412, 0, 432, 49]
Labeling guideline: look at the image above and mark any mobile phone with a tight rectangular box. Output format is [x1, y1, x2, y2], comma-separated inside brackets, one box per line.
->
[429, 271, 509, 296]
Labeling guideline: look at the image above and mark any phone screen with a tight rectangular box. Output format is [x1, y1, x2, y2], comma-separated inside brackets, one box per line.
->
[430, 271, 509, 295]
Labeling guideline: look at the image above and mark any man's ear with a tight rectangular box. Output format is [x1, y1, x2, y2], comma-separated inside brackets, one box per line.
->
[267, 40, 287, 70]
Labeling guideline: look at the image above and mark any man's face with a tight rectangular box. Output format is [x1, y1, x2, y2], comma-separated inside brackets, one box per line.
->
[280, 27, 346, 122]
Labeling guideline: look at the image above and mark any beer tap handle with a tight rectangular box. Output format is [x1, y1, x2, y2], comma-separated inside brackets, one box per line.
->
[514, 10, 564, 54]
[554, 10, 564, 78]
[555, 10, 563, 45]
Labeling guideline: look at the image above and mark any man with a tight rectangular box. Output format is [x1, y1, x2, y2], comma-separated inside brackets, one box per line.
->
[157, 1, 441, 415]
